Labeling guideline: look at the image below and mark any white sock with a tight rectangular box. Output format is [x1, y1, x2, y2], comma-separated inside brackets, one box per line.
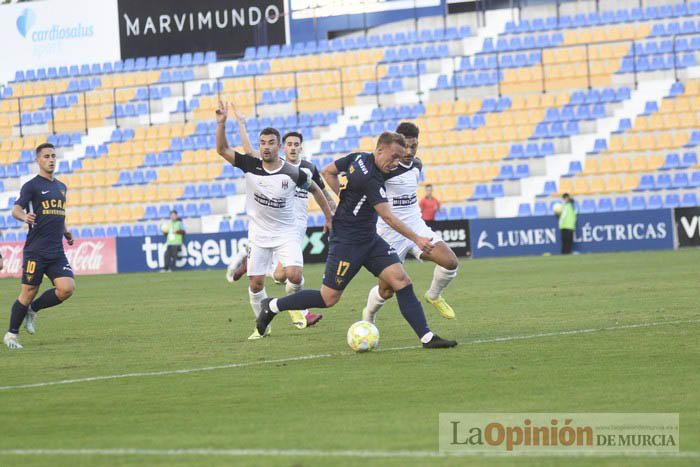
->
[285, 279, 303, 295]
[420, 331, 434, 344]
[269, 298, 280, 314]
[426, 266, 458, 301]
[248, 288, 267, 318]
[285, 279, 307, 315]
[365, 285, 387, 315]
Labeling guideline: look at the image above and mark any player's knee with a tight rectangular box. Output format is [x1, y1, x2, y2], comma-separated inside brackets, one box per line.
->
[56, 285, 74, 301]
[249, 278, 265, 293]
[286, 270, 303, 285]
[320, 288, 341, 307]
[443, 255, 459, 271]
[273, 270, 287, 283]
[393, 272, 412, 291]
[379, 284, 394, 300]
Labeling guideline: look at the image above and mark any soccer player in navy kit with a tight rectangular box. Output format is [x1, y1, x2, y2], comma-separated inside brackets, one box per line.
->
[4, 143, 76, 350]
[257, 132, 457, 348]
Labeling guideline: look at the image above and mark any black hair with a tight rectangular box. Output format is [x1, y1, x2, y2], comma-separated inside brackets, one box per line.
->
[259, 127, 281, 142]
[35, 142, 55, 156]
[170, 210, 178, 215]
[395, 122, 420, 139]
[283, 131, 303, 144]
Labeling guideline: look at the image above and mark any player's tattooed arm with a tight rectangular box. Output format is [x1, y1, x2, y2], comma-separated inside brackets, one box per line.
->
[321, 187, 337, 213]
[12, 204, 35, 226]
[374, 202, 434, 255]
[321, 162, 340, 196]
[215, 101, 238, 165]
[231, 100, 259, 158]
[309, 181, 333, 233]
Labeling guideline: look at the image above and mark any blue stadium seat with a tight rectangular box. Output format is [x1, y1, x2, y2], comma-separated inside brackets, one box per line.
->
[185, 203, 198, 218]
[538, 181, 557, 197]
[118, 226, 133, 237]
[579, 199, 596, 213]
[219, 220, 231, 232]
[107, 226, 119, 237]
[565, 161, 582, 177]
[614, 196, 630, 211]
[533, 202, 548, 216]
[144, 206, 158, 220]
[636, 175, 655, 191]
[682, 193, 698, 207]
[133, 225, 146, 237]
[681, 152, 697, 167]
[93, 227, 107, 238]
[664, 194, 681, 208]
[672, 173, 689, 189]
[157, 205, 170, 219]
[597, 198, 613, 212]
[199, 203, 212, 216]
[655, 174, 672, 190]
[233, 220, 246, 231]
[647, 195, 663, 210]
[448, 207, 463, 220]
[518, 203, 532, 217]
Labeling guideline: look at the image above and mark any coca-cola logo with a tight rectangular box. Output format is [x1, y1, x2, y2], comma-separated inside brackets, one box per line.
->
[0, 239, 117, 277]
[0, 244, 24, 275]
[64, 241, 106, 272]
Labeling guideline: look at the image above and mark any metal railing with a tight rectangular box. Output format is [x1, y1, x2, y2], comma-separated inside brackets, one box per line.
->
[1, 32, 697, 138]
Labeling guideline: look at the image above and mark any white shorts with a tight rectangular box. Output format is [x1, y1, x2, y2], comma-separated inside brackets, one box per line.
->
[268, 224, 307, 274]
[248, 238, 304, 277]
[378, 218, 443, 262]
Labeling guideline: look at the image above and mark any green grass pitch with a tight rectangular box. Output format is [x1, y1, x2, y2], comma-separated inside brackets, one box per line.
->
[0, 249, 698, 466]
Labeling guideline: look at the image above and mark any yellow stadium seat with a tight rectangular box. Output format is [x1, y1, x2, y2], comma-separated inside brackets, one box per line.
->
[631, 156, 647, 172]
[91, 208, 106, 224]
[583, 159, 600, 174]
[598, 158, 614, 174]
[648, 155, 664, 170]
[558, 178, 573, 195]
[614, 156, 631, 173]
[605, 176, 622, 193]
[92, 189, 106, 205]
[470, 166, 485, 182]
[589, 177, 605, 194]
[574, 178, 591, 195]
[623, 175, 639, 192]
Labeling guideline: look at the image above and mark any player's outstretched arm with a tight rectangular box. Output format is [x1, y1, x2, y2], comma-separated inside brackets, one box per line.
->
[321, 162, 340, 195]
[215, 101, 238, 165]
[374, 202, 434, 255]
[231, 100, 259, 158]
[309, 181, 333, 232]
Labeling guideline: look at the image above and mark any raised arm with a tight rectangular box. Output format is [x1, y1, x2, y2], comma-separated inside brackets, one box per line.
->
[231, 101, 258, 158]
[309, 181, 333, 232]
[374, 202, 434, 255]
[215, 101, 238, 165]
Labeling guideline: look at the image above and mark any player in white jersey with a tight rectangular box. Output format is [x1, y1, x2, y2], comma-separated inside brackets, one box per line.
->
[224, 105, 336, 329]
[363, 122, 459, 323]
[215, 102, 333, 340]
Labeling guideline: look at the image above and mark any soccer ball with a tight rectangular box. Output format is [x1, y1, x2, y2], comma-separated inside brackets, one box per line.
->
[347, 321, 379, 353]
[552, 203, 563, 215]
[161, 223, 168, 234]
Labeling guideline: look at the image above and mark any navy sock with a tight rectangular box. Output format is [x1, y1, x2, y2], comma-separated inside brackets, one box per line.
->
[275, 290, 328, 312]
[30, 288, 63, 312]
[8, 300, 29, 334]
[395, 284, 430, 338]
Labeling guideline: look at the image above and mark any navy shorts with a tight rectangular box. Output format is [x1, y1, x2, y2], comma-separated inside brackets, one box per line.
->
[323, 235, 401, 290]
[22, 253, 74, 286]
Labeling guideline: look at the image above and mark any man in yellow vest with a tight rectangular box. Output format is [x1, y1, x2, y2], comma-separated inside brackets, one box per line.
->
[162, 210, 186, 272]
[558, 193, 577, 254]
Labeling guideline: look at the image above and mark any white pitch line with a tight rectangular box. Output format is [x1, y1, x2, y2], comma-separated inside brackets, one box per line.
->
[1, 318, 698, 392]
[0, 448, 698, 459]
